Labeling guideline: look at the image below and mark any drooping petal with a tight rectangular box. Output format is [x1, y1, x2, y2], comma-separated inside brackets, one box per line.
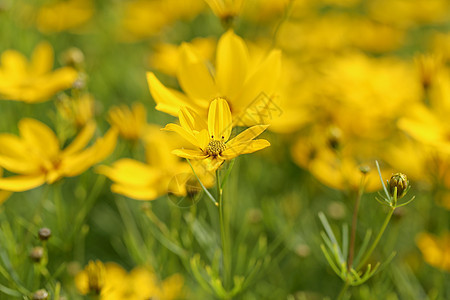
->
[19, 118, 60, 159]
[172, 149, 208, 160]
[208, 98, 232, 141]
[177, 43, 218, 101]
[30, 42, 53, 76]
[226, 124, 269, 147]
[216, 30, 249, 99]
[221, 139, 270, 159]
[147, 72, 202, 116]
[0, 155, 40, 174]
[163, 123, 200, 147]
[0, 174, 46, 192]
[62, 121, 96, 156]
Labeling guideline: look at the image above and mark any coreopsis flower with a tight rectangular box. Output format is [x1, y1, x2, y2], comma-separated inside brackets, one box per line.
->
[0, 42, 78, 103]
[97, 125, 214, 200]
[107, 102, 148, 142]
[56, 93, 95, 129]
[165, 98, 270, 170]
[0, 119, 117, 192]
[75, 261, 184, 300]
[147, 30, 281, 125]
[416, 232, 450, 272]
[36, 0, 94, 33]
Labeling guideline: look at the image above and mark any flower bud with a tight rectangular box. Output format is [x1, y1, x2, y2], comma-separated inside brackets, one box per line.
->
[30, 247, 44, 262]
[38, 227, 51, 241]
[388, 173, 409, 199]
[32, 289, 48, 300]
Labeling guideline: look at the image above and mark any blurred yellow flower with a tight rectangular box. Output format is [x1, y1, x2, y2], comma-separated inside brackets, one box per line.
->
[118, 0, 204, 42]
[205, 0, 244, 22]
[36, 0, 94, 33]
[416, 232, 450, 272]
[0, 42, 78, 103]
[0, 119, 117, 191]
[76, 261, 184, 300]
[107, 102, 148, 142]
[56, 93, 95, 129]
[147, 30, 281, 125]
[150, 37, 216, 77]
[97, 125, 214, 200]
[165, 98, 270, 170]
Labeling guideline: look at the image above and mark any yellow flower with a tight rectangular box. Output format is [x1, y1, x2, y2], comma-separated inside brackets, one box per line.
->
[416, 232, 450, 272]
[107, 102, 148, 142]
[56, 93, 95, 129]
[75, 261, 184, 300]
[0, 42, 78, 103]
[97, 125, 214, 200]
[0, 119, 117, 191]
[165, 98, 270, 170]
[36, 0, 94, 33]
[147, 30, 281, 125]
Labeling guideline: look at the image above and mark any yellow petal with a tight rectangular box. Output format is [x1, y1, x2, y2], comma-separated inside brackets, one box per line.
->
[221, 139, 270, 159]
[62, 121, 96, 156]
[147, 72, 200, 116]
[226, 125, 269, 147]
[179, 106, 207, 132]
[216, 30, 249, 99]
[0, 155, 39, 174]
[1, 50, 27, 77]
[96, 159, 161, 186]
[0, 174, 46, 192]
[172, 149, 208, 160]
[163, 123, 199, 147]
[208, 98, 232, 141]
[30, 42, 53, 76]
[198, 129, 210, 151]
[237, 49, 282, 111]
[19, 118, 60, 159]
[111, 183, 160, 201]
[178, 43, 218, 101]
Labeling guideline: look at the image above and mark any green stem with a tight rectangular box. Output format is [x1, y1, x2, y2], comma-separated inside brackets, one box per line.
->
[357, 207, 395, 270]
[337, 282, 349, 300]
[217, 169, 231, 294]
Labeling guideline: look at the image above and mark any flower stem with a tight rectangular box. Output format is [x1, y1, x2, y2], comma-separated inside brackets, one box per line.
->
[337, 282, 349, 300]
[217, 169, 231, 293]
[357, 207, 395, 270]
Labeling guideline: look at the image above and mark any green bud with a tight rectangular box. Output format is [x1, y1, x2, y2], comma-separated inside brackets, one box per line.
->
[388, 173, 409, 199]
[32, 289, 48, 300]
[38, 227, 51, 241]
[30, 247, 44, 262]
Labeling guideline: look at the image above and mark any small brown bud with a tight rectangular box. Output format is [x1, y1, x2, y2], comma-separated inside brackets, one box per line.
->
[38, 228, 51, 241]
[388, 173, 409, 199]
[30, 247, 44, 262]
[32, 289, 48, 300]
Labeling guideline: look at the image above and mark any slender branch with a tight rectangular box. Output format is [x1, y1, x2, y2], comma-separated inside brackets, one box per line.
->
[357, 207, 395, 270]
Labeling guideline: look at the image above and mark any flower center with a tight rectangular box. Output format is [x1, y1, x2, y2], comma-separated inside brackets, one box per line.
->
[207, 140, 226, 157]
